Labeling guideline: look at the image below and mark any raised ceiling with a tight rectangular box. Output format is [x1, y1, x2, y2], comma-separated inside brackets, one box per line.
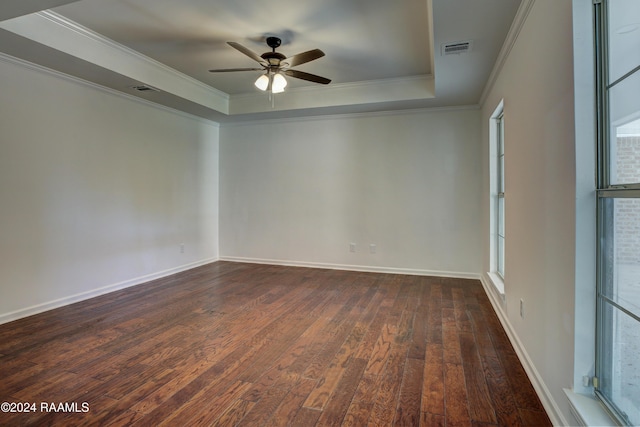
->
[0, 0, 522, 122]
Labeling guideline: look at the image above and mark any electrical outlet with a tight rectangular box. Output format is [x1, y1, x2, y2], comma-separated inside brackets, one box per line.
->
[349, 243, 356, 253]
[520, 299, 524, 318]
[369, 244, 376, 254]
[180, 244, 185, 254]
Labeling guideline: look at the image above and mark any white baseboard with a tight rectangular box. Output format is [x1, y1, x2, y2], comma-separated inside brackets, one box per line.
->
[0, 258, 218, 325]
[220, 256, 481, 280]
[479, 273, 569, 427]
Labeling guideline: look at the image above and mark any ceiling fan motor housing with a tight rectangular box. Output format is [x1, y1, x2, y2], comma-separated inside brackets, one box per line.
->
[261, 37, 286, 67]
[261, 51, 286, 67]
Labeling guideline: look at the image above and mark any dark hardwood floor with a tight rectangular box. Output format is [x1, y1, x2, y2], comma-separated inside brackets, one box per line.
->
[0, 261, 551, 426]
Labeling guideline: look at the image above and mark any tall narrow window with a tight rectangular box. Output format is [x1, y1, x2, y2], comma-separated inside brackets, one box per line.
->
[595, 1, 640, 425]
[489, 101, 505, 294]
[497, 112, 505, 279]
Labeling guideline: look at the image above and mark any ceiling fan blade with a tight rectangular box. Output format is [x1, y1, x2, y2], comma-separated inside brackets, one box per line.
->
[283, 69, 331, 85]
[209, 67, 263, 72]
[227, 42, 267, 65]
[284, 49, 325, 68]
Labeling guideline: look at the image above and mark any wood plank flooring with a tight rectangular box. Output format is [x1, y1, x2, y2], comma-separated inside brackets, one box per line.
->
[0, 261, 551, 426]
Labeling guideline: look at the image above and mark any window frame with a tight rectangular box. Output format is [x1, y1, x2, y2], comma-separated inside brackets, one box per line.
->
[594, 1, 640, 425]
[496, 111, 505, 279]
[489, 100, 505, 295]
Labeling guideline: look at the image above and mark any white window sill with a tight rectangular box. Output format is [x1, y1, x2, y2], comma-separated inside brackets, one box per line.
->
[564, 389, 622, 426]
[487, 271, 505, 299]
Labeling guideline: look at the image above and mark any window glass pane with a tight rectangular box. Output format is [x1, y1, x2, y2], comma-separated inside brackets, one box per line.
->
[599, 301, 640, 426]
[499, 155, 504, 193]
[497, 234, 504, 278]
[609, 70, 640, 185]
[608, 0, 640, 83]
[498, 117, 504, 156]
[601, 197, 640, 317]
[498, 196, 505, 238]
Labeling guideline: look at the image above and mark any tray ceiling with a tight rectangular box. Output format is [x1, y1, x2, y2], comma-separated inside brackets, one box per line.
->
[0, 0, 522, 122]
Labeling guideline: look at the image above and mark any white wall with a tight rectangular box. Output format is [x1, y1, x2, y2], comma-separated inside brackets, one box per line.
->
[220, 108, 482, 276]
[0, 56, 220, 323]
[480, 1, 576, 424]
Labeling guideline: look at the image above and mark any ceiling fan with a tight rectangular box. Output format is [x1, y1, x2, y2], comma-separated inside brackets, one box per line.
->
[209, 36, 331, 93]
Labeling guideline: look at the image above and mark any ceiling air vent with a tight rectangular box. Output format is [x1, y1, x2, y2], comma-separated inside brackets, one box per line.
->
[130, 84, 159, 92]
[442, 40, 473, 56]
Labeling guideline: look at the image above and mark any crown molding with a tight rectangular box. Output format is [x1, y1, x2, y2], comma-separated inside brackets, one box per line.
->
[0, 0, 77, 21]
[479, 0, 536, 106]
[0, 51, 221, 127]
[0, 11, 230, 113]
[220, 104, 479, 128]
[37, 11, 229, 101]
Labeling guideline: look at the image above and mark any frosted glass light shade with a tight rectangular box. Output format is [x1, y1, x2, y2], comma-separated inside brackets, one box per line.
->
[272, 73, 287, 93]
[254, 74, 269, 91]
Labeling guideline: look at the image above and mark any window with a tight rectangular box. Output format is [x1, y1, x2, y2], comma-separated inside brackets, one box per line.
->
[489, 101, 505, 293]
[497, 112, 505, 279]
[595, 1, 640, 425]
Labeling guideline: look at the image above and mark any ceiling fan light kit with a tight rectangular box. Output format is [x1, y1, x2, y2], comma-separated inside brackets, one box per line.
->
[209, 36, 330, 95]
[253, 71, 287, 93]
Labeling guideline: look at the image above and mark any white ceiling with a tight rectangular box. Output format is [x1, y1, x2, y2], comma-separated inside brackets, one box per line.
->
[0, 0, 522, 123]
